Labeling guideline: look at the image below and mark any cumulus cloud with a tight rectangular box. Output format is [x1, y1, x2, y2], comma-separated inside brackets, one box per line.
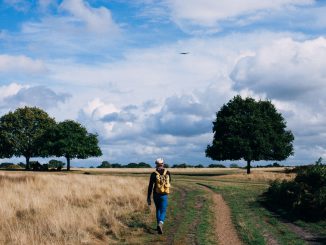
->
[1, 85, 71, 109]
[59, 0, 119, 34]
[231, 37, 326, 100]
[0, 83, 26, 101]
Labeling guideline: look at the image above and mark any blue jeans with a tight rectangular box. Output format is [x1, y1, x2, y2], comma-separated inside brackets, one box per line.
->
[153, 193, 168, 224]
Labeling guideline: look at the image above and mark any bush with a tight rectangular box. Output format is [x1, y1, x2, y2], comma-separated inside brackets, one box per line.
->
[265, 162, 326, 220]
[48, 160, 65, 171]
[0, 163, 23, 169]
[30, 161, 48, 171]
[229, 163, 240, 168]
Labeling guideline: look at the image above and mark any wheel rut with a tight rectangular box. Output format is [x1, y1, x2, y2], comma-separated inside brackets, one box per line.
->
[198, 183, 243, 245]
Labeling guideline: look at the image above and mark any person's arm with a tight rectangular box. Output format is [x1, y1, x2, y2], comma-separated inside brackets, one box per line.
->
[147, 173, 155, 205]
[168, 171, 172, 183]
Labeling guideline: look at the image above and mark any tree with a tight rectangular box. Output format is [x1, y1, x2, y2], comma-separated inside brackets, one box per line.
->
[0, 107, 55, 169]
[97, 161, 112, 168]
[45, 120, 102, 170]
[0, 131, 14, 159]
[48, 159, 65, 170]
[206, 96, 294, 174]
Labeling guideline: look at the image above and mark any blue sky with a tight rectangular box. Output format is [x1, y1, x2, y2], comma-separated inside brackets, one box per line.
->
[1, 0, 326, 166]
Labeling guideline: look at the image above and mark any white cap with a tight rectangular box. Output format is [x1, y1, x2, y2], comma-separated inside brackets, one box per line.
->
[155, 158, 164, 165]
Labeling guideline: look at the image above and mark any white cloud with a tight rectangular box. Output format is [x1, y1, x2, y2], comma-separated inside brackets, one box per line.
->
[59, 0, 119, 34]
[164, 0, 314, 33]
[1, 85, 71, 110]
[0, 83, 26, 102]
[16, 0, 120, 57]
[0, 54, 47, 74]
[231, 37, 326, 100]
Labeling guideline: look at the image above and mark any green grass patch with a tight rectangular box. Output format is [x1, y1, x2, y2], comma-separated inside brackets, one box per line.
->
[208, 183, 306, 245]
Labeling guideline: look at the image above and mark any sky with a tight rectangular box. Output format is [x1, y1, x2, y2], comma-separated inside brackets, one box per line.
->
[0, 0, 326, 167]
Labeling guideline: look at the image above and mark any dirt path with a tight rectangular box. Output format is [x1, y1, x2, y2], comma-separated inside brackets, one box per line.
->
[283, 221, 326, 245]
[200, 185, 243, 245]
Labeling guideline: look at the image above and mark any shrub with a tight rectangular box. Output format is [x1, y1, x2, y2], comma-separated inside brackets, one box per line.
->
[0, 163, 23, 169]
[265, 162, 326, 220]
[48, 160, 65, 171]
[208, 164, 226, 168]
[97, 161, 112, 168]
[229, 163, 239, 168]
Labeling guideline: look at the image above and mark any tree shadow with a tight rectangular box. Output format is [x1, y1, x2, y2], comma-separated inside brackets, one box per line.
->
[257, 193, 326, 244]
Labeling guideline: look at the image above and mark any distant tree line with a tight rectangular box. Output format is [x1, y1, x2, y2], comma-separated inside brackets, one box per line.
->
[0, 107, 102, 171]
[97, 161, 152, 168]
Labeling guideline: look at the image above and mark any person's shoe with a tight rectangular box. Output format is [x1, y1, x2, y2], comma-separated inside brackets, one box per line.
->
[158, 222, 163, 234]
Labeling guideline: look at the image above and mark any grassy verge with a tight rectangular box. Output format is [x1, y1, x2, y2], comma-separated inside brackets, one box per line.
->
[207, 182, 306, 245]
[130, 182, 217, 244]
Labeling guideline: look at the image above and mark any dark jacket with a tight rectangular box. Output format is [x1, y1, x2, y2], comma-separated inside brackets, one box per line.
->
[147, 168, 171, 200]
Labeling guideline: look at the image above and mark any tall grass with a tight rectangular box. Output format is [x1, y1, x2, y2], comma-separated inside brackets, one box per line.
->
[0, 172, 147, 244]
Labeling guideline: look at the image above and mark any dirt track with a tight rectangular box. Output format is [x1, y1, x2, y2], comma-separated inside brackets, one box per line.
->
[204, 187, 243, 245]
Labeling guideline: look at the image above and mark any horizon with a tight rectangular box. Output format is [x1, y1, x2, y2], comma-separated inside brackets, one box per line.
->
[1, 0, 326, 166]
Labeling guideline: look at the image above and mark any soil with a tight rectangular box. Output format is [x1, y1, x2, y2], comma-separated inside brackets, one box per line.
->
[203, 186, 243, 245]
[283, 221, 326, 245]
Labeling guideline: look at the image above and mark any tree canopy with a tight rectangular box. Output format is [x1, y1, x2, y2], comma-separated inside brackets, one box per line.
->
[44, 120, 102, 170]
[206, 96, 294, 174]
[0, 107, 55, 169]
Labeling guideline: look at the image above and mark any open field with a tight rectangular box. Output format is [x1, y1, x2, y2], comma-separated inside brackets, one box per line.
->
[1, 167, 324, 245]
[0, 171, 148, 244]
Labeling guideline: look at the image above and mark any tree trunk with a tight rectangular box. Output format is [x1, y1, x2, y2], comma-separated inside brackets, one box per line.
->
[26, 156, 30, 170]
[66, 157, 70, 171]
[246, 160, 251, 174]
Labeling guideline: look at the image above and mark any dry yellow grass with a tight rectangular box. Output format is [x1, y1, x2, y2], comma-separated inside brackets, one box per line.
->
[0, 171, 148, 245]
[218, 168, 295, 182]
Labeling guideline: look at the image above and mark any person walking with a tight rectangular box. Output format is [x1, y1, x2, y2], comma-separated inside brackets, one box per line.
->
[147, 158, 171, 234]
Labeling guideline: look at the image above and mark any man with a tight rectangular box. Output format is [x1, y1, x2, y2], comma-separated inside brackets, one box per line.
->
[147, 158, 171, 234]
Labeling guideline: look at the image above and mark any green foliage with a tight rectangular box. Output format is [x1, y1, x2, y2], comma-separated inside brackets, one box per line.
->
[229, 163, 240, 168]
[0, 107, 56, 168]
[172, 163, 188, 168]
[0, 162, 23, 169]
[206, 96, 294, 174]
[98, 161, 151, 168]
[48, 159, 65, 170]
[97, 161, 112, 168]
[30, 161, 48, 171]
[43, 120, 102, 170]
[265, 163, 326, 220]
[255, 162, 283, 168]
[125, 162, 151, 168]
[208, 163, 226, 168]
[194, 164, 204, 168]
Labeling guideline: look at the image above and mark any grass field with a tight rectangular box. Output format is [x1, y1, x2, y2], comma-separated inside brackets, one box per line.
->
[0, 167, 325, 244]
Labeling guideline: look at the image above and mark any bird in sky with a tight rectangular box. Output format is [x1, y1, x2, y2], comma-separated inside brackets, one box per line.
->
[180, 52, 189, 55]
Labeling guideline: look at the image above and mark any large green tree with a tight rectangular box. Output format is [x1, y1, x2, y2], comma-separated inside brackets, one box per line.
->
[0, 131, 14, 159]
[45, 120, 102, 170]
[206, 96, 294, 174]
[0, 107, 55, 169]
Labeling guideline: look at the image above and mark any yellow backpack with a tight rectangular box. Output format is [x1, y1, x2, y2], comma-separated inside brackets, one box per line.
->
[155, 169, 171, 194]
